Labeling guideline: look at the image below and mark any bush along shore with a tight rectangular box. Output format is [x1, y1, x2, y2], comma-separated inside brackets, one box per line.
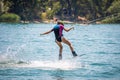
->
[0, 13, 20, 23]
[0, 13, 119, 24]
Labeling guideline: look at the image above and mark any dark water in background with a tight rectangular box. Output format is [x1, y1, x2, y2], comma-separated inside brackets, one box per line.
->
[0, 23, 120, 80]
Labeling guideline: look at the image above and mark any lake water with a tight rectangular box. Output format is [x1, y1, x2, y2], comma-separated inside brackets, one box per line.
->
[0, 23, 120, 80]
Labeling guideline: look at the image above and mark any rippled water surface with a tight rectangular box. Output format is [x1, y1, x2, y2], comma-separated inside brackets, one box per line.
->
[0, 23, 120, 80]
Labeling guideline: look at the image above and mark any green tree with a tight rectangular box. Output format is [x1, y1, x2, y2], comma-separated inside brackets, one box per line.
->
[102, 0, 120, 23]
[107, 0, 120, 14]
[8, 0, 44, 21]
[46, 1, 61, 19]
[0, 0, 11, 14]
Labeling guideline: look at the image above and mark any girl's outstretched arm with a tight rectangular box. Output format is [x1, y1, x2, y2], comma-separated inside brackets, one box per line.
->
[64, 27, 74, 32]
[40, 29, 53, 35]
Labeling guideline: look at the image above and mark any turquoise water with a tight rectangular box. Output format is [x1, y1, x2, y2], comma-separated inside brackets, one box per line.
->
[0, 23, 120, 80]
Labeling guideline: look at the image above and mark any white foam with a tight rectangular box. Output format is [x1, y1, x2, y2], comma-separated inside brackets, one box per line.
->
[0, 55, 83, 70]
[15, 60, 82, 70]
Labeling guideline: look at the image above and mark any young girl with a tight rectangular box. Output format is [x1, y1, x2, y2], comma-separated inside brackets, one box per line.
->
[40, 22, 77, 60]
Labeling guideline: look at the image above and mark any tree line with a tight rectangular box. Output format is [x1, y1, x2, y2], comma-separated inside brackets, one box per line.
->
[0, 0, 120, 23]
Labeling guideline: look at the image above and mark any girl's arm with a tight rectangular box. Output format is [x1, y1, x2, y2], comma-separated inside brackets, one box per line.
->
[40, 29, 53, 35]
[64, 27, 74, 32]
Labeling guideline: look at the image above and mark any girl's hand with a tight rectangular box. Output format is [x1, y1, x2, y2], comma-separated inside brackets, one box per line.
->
[40, 33, 43, 36]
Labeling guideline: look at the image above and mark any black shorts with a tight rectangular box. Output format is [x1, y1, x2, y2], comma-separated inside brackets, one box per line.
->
[56, 37, 62, 42]
[56, 35, 64, 42]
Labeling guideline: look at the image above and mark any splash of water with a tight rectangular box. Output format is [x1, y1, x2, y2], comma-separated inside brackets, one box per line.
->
[0, 44, 26, 65]
[0, 45, 83, 70]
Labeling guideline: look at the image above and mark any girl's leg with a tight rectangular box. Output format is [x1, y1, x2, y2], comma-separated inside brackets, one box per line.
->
[62, 37, 77, 57]
[62, 37, 73, 52]
[55, 40, 63, 60]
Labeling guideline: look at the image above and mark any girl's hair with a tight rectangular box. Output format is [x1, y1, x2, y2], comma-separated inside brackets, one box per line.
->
[57, 21, 64, 26]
